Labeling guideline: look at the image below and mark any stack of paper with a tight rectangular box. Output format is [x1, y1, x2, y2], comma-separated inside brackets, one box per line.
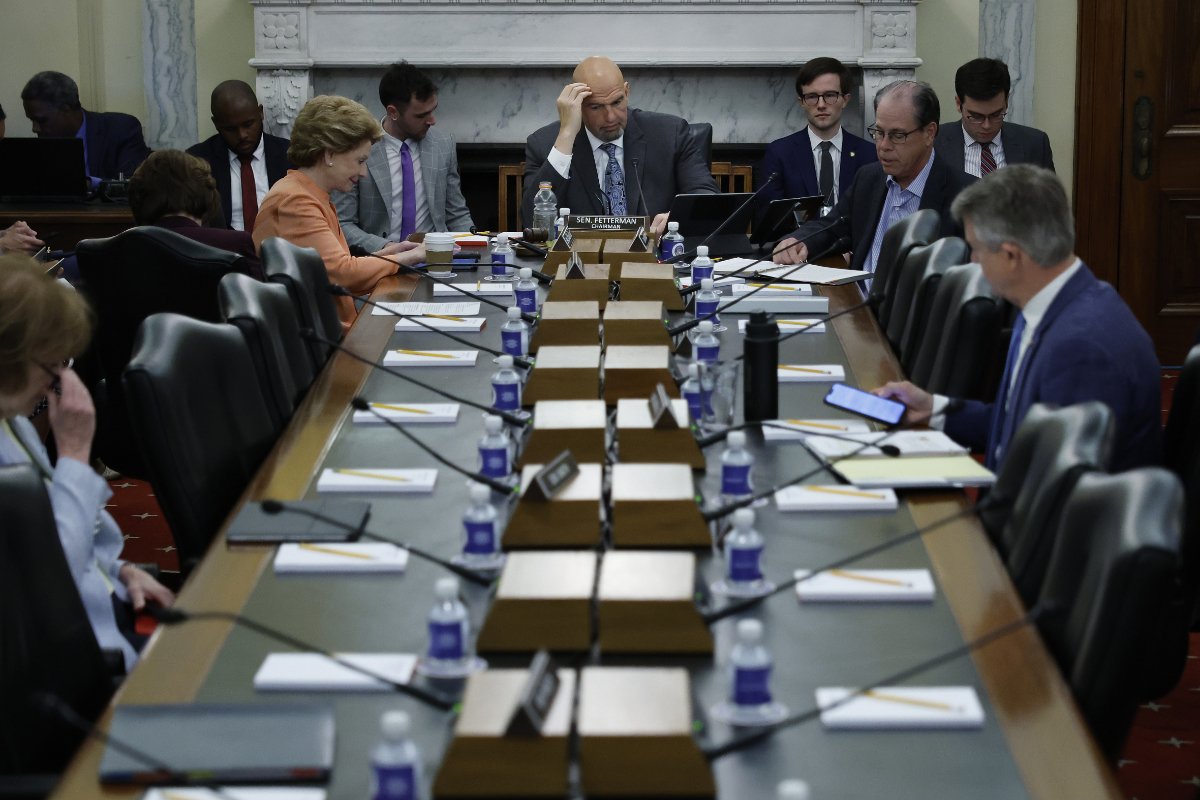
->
[253, 652, 417, 691]
[371, 300, 482, 317]
[352, 402, 460, 425]
[273, 542, 409, 574]
[777, 364, 845, 382]
[383, 349, 478, 367]
[433, 281, 513, 296]
[762, 418, 872, 441]
[803, 430, 969, 459]
[452, 233, 490, 246]
[737, 318, 825, 334]
[718, 294, 829, 315]
[677, 274, 746, 288]
[832, 456, 996, 488]
[316, 467, 437, 493]
[394, 316, 485, 332]
[775, 484, 898, 512]
[757, 264, 872, 285]
[816, 686, 985, 729]
[732, 282, 814, 296]
[794, 568, 933, 602]
[143, 790, 327, 800]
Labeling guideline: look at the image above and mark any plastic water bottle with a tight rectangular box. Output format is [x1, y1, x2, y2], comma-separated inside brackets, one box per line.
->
[420, 577, 477, 678]
[501, 307, 530, 357]
[694, 320, 720, 364]
[490, 355, 522, 415]
[777, 780, 811, 800]
[514, 268, 539, 315]
[490, 233, 515, 279]
[723, 508, 767, 596]
[477, 413, 512, 480]
[370, 710, 421, 800]
[459, 481, 505, 571]
[694, 278, 721, 328]
[659, 220, 685, 262]
[556, 207, 570, 241]
[682, 363, 703, 423]
[728, 618, 782, 723]
[691, 245, 714, 283]
[532, 182, 557, 238]
[720, 430, 754, 503]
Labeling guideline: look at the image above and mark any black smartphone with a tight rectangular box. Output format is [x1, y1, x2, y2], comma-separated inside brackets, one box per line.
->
[823, 382, 906, 426]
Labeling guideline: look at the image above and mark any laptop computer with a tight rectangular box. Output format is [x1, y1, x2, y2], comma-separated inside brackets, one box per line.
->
[0, 137, 89, 202]
[668, 192, 755, 257]
[751, 194, 826, 246]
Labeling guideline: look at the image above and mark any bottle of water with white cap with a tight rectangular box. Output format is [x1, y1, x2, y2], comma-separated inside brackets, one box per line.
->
[728, 618, 781, 723]
[477, 414, 512, 481]
[720, 429, 754, 503]
[490, 356, 522, 416]
[693, 320, 720, 364]
[500, 307, 530, 357]
[555, 207, 570, 241]
[691, 244, 714, 283]
[693, 277, 721, 329]
[490, 233, 515, 279]
[777, 780, 811, 800]
[723, 508, 766, 596]
[659, 220, 685, 262]
[370, 710, 421, 800]
[420, 577, 476, 678]
[514, 268, 539, 315]
[532, 182, 557, 238]
[682, 362, 703, 423]
[458, 481, 505, 571]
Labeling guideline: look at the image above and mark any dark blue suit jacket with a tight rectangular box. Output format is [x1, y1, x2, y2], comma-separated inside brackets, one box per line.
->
[760, 127, 877, 205]
[186, 133, 291, 229]
[946, 264, 1162, 471]
[84, 110, 150, 179]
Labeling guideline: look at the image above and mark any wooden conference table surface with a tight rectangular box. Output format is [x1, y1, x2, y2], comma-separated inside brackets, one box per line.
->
[51, 262, 1121, 799]
[0, 202, 134, 251]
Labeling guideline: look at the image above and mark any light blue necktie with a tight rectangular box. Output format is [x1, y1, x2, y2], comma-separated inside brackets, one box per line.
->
[600, 142, 627, 215]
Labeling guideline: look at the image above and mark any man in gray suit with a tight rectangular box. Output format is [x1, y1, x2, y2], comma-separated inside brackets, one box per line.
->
[335, 61, 473, 251]
[935, 58, 1054, 178]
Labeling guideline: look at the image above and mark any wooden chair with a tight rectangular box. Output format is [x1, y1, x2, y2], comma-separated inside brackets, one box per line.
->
[711, 162, 754, 194]
[498, 163, 525, 232]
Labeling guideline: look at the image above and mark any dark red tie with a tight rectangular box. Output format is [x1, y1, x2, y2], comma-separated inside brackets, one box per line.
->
[239, 154, 258, 233]
[980, 141, 997, 175]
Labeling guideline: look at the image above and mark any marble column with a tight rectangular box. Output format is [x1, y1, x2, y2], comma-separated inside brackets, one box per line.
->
[979, 0, 1035, 125]
[142, 0, 198, 150]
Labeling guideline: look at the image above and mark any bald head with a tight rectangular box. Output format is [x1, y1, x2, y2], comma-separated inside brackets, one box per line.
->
[572, 56, 630, 142]
[574, 57, 625, 94]
[209, 80, 264, 157]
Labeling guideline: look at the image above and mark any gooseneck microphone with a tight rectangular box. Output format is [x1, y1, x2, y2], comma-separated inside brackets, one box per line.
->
[299, 328, 529, 428]
[375, 254, 537, 323]
[148, 607, 456, 710]
[259, 498, 494, 587]
[664, 172, 779, 265]
[631, 158, 647, 217]
[335, 285, 533, 370]
[350, 396, 515, 495]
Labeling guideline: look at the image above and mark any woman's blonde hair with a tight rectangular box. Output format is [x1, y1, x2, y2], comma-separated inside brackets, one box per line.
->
[0, 255, 92, 394]
[287, 95, 383, 167]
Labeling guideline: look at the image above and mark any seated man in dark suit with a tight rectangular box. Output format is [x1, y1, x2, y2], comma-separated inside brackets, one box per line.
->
[877, 165, 1161, 472]
[935, 58, 1055, 177]
[761, 57, 877, 213]
[21, 71, 150, 188]
[187, 80, 290, 233]
[128, 150, 263, 280]
[522, 55, 717, 237]
[774, 80, 975, 271]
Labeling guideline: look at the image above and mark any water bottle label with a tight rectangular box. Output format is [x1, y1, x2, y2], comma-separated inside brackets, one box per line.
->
[697, 343, 720, 363]
[464, 519, 497, 555]
[695, 298, 720, 322]
[491, 252, 512, 276]
[734, 664, 772, 706]
[684, 386, 702, 421]
[492, 379, 521, 411]
[659, 238, 685, 261]
[501, 329, 527, 356]
[692, 263, 714, 281]
[729, 544, 763, 582]
[479, 444, 510, 478]
[372, 763, 416, 800]
[515, 287, 537, 313]
[722, 463, 752, 495]
[428, 619, 465, 660]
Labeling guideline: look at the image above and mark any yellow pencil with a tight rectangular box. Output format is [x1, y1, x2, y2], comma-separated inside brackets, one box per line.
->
[863, 690, 957, 712]
[335, 468, 411, 483]
[748, 283, 801, 291]
[779, 365, 829, 374]
[299, 542, 375, 560]
[805, 485, 887, 501]
[371, 403, 431, 415]
[422, 313, 467, 322]
[395, 348, 456, 359]
[829, 569, 910, 587]
[786, 419, 847, 431]
[779, 319, 819, 327]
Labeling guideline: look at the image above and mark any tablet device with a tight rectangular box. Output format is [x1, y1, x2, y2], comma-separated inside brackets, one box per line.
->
[751, 195, 826, 245]
[0, 137, 89, 202]
[225, 499, 370, 544]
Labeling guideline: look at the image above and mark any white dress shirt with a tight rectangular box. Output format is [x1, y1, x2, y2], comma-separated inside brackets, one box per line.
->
[962, 126, 1007, 178]
[228, 134, 269, 232]
[382, 127, 432, 238]
[547, 128, 626, 193]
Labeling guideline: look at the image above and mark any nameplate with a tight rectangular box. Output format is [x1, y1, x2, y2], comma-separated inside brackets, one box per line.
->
[631, 226, 651, 252]
[564, 252, 587, 280]
[648, 383, 680, 431]
[505, 650, 561, 737]
[553, 227, 575, 251]
[567, 215, 647, 231]
[524, 450, 580, 502]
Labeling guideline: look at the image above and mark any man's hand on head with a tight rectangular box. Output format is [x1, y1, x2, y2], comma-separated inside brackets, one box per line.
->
[554, 82, 592, 154]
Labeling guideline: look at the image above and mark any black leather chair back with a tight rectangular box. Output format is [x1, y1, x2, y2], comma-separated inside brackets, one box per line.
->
[76, 226, 250, 477]
[687, 122, 714, 166]
[1035, 469, 1181, 761]
[219, 272, 315, 430]
[869, 208, 940, 325]
[979, 402, 1114, 605]
[885, 236, 969, 357]
[260, 237, 341, 372]
[907, 263, 1002, 399]
[0, 465, 115, 777]
[123, 314, 278, 567]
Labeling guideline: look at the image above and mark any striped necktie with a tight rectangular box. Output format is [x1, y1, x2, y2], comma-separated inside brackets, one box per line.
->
[980, 141, 997, 175]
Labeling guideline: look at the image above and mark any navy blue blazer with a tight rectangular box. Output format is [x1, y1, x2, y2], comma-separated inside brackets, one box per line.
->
[946, 264, 1162, 471]
[789, 153, 975, 271]
[84, 110, 150, 180]
[186, 133, 291, 229]
[760, 127, 877, 205]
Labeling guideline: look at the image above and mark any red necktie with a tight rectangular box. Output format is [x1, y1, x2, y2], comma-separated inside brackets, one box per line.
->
[980, 141, 997, 175]
[239, 154, 258, 233]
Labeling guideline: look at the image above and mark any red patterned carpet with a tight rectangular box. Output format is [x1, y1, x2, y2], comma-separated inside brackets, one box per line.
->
[105, 476, 180, 581]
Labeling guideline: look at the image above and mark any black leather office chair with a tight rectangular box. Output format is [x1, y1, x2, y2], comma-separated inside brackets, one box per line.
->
[260, 237, 342, 373]
[885, 236, 969, 358]
[687, 122, 714, 167]
[978, 402, 1114, 605]
[76, 226, 252, 478]
[869, 208, 940, 326]
[123, 314, 278, 568]
[1035, 468, 1181, 761]
[0, 465, 118, 786]
[906, 262, 1003, 399]
[219, 272, 316, 431]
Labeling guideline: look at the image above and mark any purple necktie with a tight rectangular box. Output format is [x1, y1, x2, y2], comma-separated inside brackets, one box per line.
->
[400, 142, 417, 239]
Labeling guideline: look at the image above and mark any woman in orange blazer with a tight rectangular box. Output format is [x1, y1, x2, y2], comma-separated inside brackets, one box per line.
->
[253, 95, 425, 329]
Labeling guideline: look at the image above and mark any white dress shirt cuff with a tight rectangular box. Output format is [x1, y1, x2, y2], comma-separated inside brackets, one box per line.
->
[929, 394, 951, 430]
[547, 146, 572, 179]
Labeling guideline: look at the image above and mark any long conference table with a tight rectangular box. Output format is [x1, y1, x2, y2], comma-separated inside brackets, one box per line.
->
[52, 253, 1122, 799]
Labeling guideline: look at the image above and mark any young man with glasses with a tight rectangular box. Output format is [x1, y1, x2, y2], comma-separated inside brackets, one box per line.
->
[935, 58, 1055, 178]
[774, 80, 974, 274]
[761, 58, 877, 211]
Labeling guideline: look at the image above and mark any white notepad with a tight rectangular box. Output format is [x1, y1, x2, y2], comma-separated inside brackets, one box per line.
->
[816, 686, 985, 729]
[678, 275, 746, 288]
[433, 281, 513, 296]
[833, 455, 996, 489]
[352, 402, 460, 425]
[794, 568, 934, 602]
[372, 301, 482, 316]
[718, 295, 829, 314]
[273, 542, 409, 574]
[755, 264, 872, 285]
[253, 652, 417, 692]
[803, 430, 970, 459]
[394, 316, 485, 332]
[775, 484, 899, 512]
[143, 790, 327, 800]
[316, 468, 437, 493]
[778, 364, 844, 382]
[383, 349, 478, 367]
[732, 282, 813, 296]
[762, 418, 873, 441]
[738, 318, 825, 334]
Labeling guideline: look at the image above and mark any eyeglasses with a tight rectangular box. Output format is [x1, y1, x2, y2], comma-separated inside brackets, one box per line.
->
[964, 109, 1007, 125]
[866, 125, 924, 144]
[37, 358, 73, 391]
[800, 91, 847, 107]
